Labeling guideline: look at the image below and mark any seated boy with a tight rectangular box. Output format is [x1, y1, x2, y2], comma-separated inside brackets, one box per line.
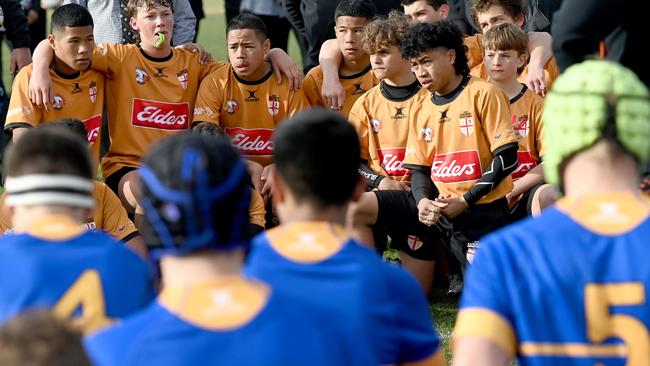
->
[347, 13, 440, 295]
[5, 4, 104, 167]
[0, 127, 154, 334]
[303, 0, 379, 116]
[85, 132, 355, 366]
[480, 23, 556, 221]
[193, 13, 309, 202]
[246, 109, 444, 365]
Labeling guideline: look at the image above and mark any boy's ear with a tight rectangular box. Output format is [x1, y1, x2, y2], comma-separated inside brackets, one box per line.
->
[263, 38, 271, 53]
[130, 17, 139, 32]
[448, 48, 456, 66]
[47, 34, 57, 50]
[514, 13, 525, 29]
[439, 4, 450, 18]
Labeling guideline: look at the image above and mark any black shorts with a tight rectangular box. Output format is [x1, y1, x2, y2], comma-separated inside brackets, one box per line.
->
[104, 166, 137, 197]
[436, 197, 509, 268]
[509, 183, 545, 222]
[375, 190, 442, 261]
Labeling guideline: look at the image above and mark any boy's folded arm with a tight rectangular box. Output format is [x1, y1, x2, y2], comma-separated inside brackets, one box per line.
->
[28, 40, 55, 110]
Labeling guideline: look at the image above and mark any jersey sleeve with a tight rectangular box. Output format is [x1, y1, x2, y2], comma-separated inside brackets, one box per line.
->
[478, 85, 518, 152]
[249, 189, 266, 228]
[347, 97, 370, 160]
[92, 43, 128, 76]
[287, 88, 311, 117]
[193, 71, 224, 125]
[4, 68, 42, 130]
[0, 193, 12, 234]
[454, 233, 517, 359]
[302, 70, 324, 107]
[403, 120, 433, 169]
[532, 97, 545, 158]
[465, 34, 484, 70]
[98, 183, 138, 242]
[386, 266, 441, 363]
[198, 60, 228, 81]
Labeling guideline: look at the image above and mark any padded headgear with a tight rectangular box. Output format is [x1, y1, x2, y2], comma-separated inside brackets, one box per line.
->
[542, 60, 650, 188]
[138, 133, 251, 258]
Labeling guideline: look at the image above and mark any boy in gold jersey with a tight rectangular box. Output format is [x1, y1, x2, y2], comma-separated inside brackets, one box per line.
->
[5, 4, 104, 168]
[402, 21, 519, 294]
[193, 13, 309, 202]
[481, 23, 556, 221]
[468, 0, 559, 95]
[29, 0, 301, 222]
[347, 13, 440, 295]
[302, 0, 379, 117]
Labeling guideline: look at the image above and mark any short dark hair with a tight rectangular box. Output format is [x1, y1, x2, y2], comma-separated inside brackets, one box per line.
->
[273, 108, 360, 207]
[51, 118, 88, 141]
[191, 121, 227, 138]
[4, 127, 92, 180]
[401, 20, 469, 75]
[127, 0, 174, 18]
[400, 0, 448, 10]
[51, 4, 94, 33]
[0, 311, 91, 366]
[139, 133, 251, 255]
[227, 13, 267, 40]
[334, 0, 377, 23]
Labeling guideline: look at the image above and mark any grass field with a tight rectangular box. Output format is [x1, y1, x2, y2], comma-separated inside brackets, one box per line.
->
[1, 1, 459, 362]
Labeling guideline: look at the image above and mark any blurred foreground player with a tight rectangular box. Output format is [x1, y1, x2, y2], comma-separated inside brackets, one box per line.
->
[246, 108, 444, 365]
[0, 127, 153, 333]
[85, 133, 351, 366]
[453, 60, 650, 365]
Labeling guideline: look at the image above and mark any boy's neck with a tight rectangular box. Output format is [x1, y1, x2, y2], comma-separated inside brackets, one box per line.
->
[12, 206, 86, 232]
[277, 202, 348, 228]
[564, 148, 640, 198]
[140, 43, 173, 59]
[491, 77, 524, 99]
[436, 73, 464, 96]
[160, 249, 246, 288]
[51, 55, 80, 77]
[340, 55, 370, 77]
[235, 62, 272, 83]
[384, 70, 417, 87]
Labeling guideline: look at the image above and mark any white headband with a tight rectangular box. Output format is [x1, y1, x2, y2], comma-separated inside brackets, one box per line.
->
[5, 175, 94, 208]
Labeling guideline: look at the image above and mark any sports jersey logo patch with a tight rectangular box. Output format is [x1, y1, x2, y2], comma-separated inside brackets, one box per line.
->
[431, 150, 482, 183]
[89, 81, 97, 103]
[71, 83, 82, 94]
[378, 148, 410, 177]
[371, 118, 381, 133]
[131, 98, 189, 130]
[135, 67, 149, 85]
[459, 111, 474, 136]
[421, 127, 432, 142]
[6, 105, 31, 119]
[439, 110, 450, 123]
[268, 95, 280, 116]
[512, 151, 537, 180]
[246, 90, 259, 102]
[392, 107, 406, 120]
[85, 220, 97, 231]
[352, 83, 366, 95]
[53, 95, 65, 110]
[177, 68, 189, 89]
[512, 114, 529, 138]
[83, 115, 102, 143]
[407, 235, 423, 251]
[226, 127, 274, 156]
[226, 100, 239, 114]
[154, 67, 167, 78]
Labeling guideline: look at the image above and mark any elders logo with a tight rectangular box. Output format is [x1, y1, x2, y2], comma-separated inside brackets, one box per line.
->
[378, 148, 410, 177]
[431, 150, 482, 183]
[83, 115, 102, 143]
[512, 151, 537, 180]
[226, 127, 274, 156]
[131, 99, 189, 130]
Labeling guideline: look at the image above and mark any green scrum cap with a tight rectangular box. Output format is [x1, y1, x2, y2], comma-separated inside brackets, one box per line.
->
[542, 60, 650, 188]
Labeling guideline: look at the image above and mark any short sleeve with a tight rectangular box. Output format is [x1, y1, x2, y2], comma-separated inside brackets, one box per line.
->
[98, 183, 138, 241]
[302, 70, 324, 107]
[5, 68, 42, 130]
[477, 85, 518, 152]
[347, 97, 370, 160]
[193, 72, 223, 125]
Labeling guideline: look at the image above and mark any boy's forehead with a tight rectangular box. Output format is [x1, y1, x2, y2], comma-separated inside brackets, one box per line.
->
[335, 16, 370, 27]
[477, 5, 514, 22]
[227, 28, 261, 42]
[54, 25, 94, 37]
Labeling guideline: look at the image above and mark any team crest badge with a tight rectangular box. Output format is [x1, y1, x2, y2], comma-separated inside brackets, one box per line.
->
[53, 95, 65, 110]
[89, 81, 97, 103]
[459, 111, 474, 136]
[421, 127, 432, 142]
[513, 115, 529, 138]
[370, 118, 381, 133]
[71, 83, 82, 94]
[407, 235, 423, 251]
[177, 68, 189, 89]
[268, 95, 280, 116]
[135, 67, 149, 85]
[226, 100, 239, 114]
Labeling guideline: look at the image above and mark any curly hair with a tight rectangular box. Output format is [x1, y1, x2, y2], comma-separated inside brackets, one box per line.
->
[363, 11, 410, 54]
[400, 20, 469, 75]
